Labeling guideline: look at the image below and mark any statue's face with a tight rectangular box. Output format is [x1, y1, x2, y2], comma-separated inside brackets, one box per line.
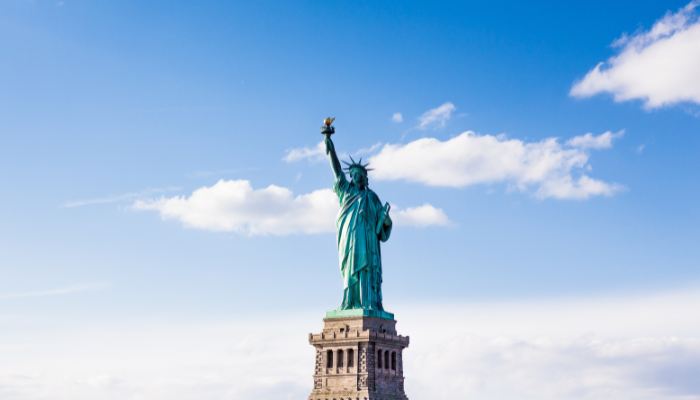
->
[350, 169, 368, 187]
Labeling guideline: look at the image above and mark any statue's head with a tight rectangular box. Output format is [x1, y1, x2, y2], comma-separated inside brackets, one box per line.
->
[343, 156, 371, 188]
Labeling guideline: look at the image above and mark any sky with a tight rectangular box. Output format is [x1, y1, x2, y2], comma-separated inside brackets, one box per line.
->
[0, 1, 699, 399]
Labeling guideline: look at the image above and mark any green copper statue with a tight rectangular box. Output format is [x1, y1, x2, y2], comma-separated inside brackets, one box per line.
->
[322, 118, 393, 316]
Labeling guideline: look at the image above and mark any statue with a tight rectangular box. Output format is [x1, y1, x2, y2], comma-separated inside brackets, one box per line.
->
[306, 119, 409, 400]
[322, 118, 393, 313]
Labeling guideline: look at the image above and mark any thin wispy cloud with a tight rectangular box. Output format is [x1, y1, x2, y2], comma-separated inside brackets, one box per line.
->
[282, 141, 326, 163]
[565, 130, 624, 149]
[368, 130, 625, 200]
[133, 180, 451, 235]
[62, 188, 180, 208]
[283, 142, 350, 164]
[418, 102, 456, 130]
[392, 112, 403, 123]
[0, 282, 109, 299]
[353, 142, 383, 156]
[184, 168, 257, 179]
[571, 1, 700, 109]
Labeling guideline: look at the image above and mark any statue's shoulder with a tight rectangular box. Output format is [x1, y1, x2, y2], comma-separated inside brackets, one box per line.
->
[367, 188, 381, 202]
[334, 175, 350, 191]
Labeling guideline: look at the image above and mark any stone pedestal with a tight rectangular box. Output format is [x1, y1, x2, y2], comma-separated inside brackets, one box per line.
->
[308, 315, 409, 400]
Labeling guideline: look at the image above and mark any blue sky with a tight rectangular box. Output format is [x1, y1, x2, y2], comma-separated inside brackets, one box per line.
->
[1, 1, 699, 399]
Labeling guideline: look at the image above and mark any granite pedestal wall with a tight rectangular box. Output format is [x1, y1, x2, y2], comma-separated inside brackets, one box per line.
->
[308, 315, 409, 400]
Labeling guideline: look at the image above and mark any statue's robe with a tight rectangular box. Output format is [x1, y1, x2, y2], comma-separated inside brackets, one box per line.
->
[333, 174, 392, 310]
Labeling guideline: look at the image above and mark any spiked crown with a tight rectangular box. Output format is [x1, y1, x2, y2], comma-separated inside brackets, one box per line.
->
[342, 156, 373, 177]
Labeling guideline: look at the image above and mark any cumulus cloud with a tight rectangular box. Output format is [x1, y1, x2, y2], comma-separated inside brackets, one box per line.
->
[133, 180, 337, 235]
[571, 1, 700, 109]
[418, 102, 456, 129]
[392, 112, 403, 122]
[133, 180, 450, 235]
[282, 141, 326, 163]
[368, 131, 623, 200]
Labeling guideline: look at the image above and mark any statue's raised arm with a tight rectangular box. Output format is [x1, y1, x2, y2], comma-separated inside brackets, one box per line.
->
[324, 134, 343, 181]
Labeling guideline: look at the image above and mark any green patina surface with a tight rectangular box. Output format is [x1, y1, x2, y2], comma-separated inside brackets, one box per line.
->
[324, 308, 395, 320]
[323, 131, 394, 319]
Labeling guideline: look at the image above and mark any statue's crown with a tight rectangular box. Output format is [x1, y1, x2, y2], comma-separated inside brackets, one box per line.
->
[342, 156, 373, 175]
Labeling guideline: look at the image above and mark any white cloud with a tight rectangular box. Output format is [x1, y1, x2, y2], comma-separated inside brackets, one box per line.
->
[0, 316, 316, 400]
[407, 334, 700, 400]
[282, 141, 326, 163]
[396, 289, 700, 400]
[565, 130, 624, 149]
[571, 1, 700, 109]
[133, 179, 450, 235]
[0, 282, 109, 299]
[391, 203, 452, 227]
[418, 102, 456, 129]
[2, 289, 700, 400]
[133, 180, 338, 235]
[368, 131, 623, 200]
[637, 144, 646, 154]
[392, 112, 403, 122]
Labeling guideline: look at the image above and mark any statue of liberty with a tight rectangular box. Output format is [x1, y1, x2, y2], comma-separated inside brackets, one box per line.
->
[323, 120, 393, 316]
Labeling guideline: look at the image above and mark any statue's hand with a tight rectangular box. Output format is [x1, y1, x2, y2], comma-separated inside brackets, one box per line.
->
[383, 212, 392, 226]
[379, 202, 392, 228]
[383, 203, 391, 217]
[376, 205, 391, 236]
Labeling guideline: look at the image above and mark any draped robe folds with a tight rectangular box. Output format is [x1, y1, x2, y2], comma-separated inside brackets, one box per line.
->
[333, 174, 392, 311]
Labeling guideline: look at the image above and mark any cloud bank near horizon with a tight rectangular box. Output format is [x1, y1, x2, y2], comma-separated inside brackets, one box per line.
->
[1, 289, 699, 400]
[571, 1, 700, 109]
[133, 180, 451, 235]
